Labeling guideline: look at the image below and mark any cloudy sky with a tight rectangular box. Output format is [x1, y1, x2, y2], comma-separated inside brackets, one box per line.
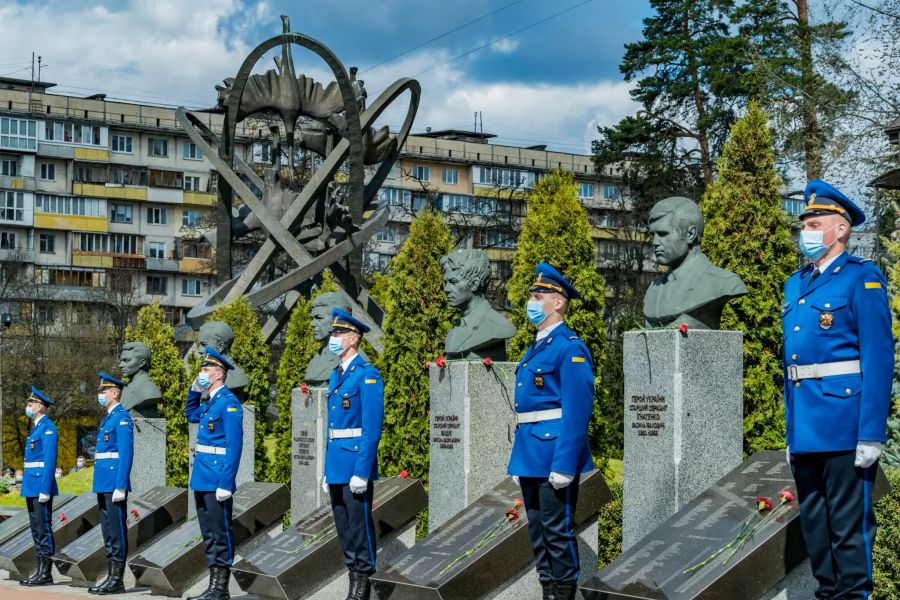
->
[0, 0, 651, 154]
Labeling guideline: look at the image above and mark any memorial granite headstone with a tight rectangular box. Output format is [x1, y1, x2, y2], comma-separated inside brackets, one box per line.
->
[0, 506, 24, 523]
[54, 486, 187, 587]
[128, 481, 288, 597]
[581, 451, 891, 600]
[371, 471, 611, 600]
[132, 417, 167, 495]
[233, 476, 426, 599]
[291, 385, 329, 519]
[0, 494, 73, 547]
[0, 491, 99, 579]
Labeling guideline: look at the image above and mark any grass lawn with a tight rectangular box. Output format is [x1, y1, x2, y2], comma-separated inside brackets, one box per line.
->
[605, 458, 623, 487]
[0, 467, 94, 507]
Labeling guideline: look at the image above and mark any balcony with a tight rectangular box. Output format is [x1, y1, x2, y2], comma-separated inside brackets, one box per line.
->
[71, 251, 146, 270]
[145, 257, 180, 272]
[73, 147, 109, 162]
[72, 182, 148, 201]
[0, 174, 34, 191]
[35, 213, 107, 232]
[180, 256, 214, 274]
[183, 191, 217, 207]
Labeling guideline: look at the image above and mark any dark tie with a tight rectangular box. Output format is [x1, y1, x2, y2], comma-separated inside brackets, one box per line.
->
[339, 366, 344, 377]
[809, 268, 820, 285]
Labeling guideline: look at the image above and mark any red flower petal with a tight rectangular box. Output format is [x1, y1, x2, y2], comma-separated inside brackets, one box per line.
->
[300, 384, 309, 395]
[513, 498, 523, 508]
[435, 356, 447, 369]
[779, 490, 795, 502]
[483, 357, 493, 367]
[678, 323, 689, 334]
[399, 469, 409, 479]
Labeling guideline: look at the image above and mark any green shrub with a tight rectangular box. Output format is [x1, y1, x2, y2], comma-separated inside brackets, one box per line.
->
[873, 466, 900, 599]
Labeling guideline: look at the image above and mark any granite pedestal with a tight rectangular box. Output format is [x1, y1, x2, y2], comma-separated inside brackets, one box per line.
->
[290, 385, 328, 522]
[428, 360, 516, 531]
[131, 417, 167, 495]
[187, 404, 256, 516]
[0, 495, 73, 547]
[622, 329, 743, 550]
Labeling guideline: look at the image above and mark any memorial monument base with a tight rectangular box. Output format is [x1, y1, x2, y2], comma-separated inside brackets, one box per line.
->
[428, 360, 516, 532]
[132, 418, 167, 495]
[291, 385, 329, 521]
[622, 329, 743, 549]
[759, 558, 818, 600]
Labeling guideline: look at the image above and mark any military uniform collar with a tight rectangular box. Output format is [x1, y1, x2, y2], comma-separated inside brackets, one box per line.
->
[340, 352, 361, 373]
[801, 251, 849, 297]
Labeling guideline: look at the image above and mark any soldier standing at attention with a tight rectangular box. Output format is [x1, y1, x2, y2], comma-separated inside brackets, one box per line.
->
[88, 373, 134, 595]
[186, 347, 243, 600]
[508, 263, 595, 600]
[783, 180, 894, 600]
[323, 308, 384, 600]
[19, 386, 59, 587]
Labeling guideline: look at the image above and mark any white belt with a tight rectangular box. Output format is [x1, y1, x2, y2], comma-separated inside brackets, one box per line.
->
[196, 444, 227, 455]
[95, 452, 119, 460]
[23, 462, 44, 468]
[515, 408, 562, 425]
[329, 428, 362, 441]
[787, 360, 860, 382]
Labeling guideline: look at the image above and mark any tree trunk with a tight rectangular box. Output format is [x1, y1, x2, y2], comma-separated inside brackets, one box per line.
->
[796, 0, 823, 180]
[684, 12, 713, 186]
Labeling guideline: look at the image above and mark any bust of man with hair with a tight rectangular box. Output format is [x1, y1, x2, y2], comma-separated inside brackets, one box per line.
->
[196, 321, 250, 399]
[441, 249, 516, 360]
[643, 196, 747, 329]
[305, 291, 368, 385]
[118, 341, 164, 417]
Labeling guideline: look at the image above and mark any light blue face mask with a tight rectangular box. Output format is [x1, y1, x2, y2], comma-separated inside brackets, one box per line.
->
[328, 335, 345, 356]
[526, 299, 548, 325]
[97, 394, 108, 408]
[798, 225, 839, 260]
[25, 406, 35, 418]
[196, 372, 212, 389]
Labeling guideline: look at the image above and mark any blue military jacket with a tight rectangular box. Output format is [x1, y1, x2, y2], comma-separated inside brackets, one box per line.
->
[20, 415, 59, 498]
[782, 252, 894, 452]
[507, 322, 595, 477]
[324, 354, 384, 484]
[92, 403, 134, 493]
[185, 385, 243, 492]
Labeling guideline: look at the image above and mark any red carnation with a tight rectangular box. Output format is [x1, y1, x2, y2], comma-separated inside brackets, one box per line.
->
[435, 356, 447, 369]
[399, 469, 409, 479]
[513, 498, 523, 508]
[779, 490, 795, 503]
[678, 323, 689, 335]
[756, 496, 773, 511]
[483, 357, 493, 367]
[505, 508, 520, 523]
[130, 508, 140, 520]
[58, 513, 67, 523]
[300, 384, 309, 395]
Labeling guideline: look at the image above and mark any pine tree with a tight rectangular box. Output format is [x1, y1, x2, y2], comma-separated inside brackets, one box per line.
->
[507, 169, 609, 461]
[376, 210, 455, 483]
[270, 273, 340, 483]
[209, 297, 271, 481]
[124, 302, 189, 486]
[881, 233, 900, 467]
[700, 101, 797, 454]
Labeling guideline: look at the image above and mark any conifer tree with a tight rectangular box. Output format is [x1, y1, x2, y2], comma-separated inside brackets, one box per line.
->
[507, 169, 609, 460]
[125, 302, 189, 486]
[376, 210, 455, 483]
[209, 298, 271, 481]
[881, 233, 900, 467]
[700, 102, 797, 453]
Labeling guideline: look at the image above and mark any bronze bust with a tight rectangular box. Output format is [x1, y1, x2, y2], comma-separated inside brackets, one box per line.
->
[119, 341, 163, 418]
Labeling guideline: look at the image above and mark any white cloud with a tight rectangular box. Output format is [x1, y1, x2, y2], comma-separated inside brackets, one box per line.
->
[490, 38, 520, 55]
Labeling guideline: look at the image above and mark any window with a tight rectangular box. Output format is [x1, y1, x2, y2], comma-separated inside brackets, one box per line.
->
[364, 252, 391, 273]
[111, 135, 132, 153]
[39, 267, 106, 287]
[475, 167, 535, 188]
[40, 163, 55, 181]
[73, 163, 107, 184]
[182, 210, 202, 227]
[39, 234, 55, 253]
[182, 239, 211, 259]
[35, 194, 103, 217]
[148, 241, 166, 259]
[375, 225, 395, 242]
[78, 233, 108, 253]
[148, 169, 182, 188]
[146, 207, 168, 225]
[0, 231, 17, 249]
[183, 142, 201, 160]
[110, 234, 140, 254]
[109, 203, 133, 224]
[181, 278, 202, 296]
[443, 168, 459, 185]
[146, 276, 167, 295]
[412, 165, 430, 181]
[148, 138, 168, 157]
[411, 192, 428, 212]
[0, 158, 17, 176]
[184, 176, 201, 191]
[604, 185, 619, 200]
[0, 117, 37, 150]
[579, 183, 594, 199]
[476, 229, 516, 249]
[382, 187, 411, 207]
[0, 190, 25, 222]
[37, 305, 56, 324]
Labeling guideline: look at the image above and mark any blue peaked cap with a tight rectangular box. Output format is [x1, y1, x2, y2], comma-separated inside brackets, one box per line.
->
[529, 262, 580, 300]
[201, 346, 234, 371]
[98, 372, 126, 390]
[29, 386, 53, 407]
[802, 179, 866, 226]
[331, 307, 370, 334]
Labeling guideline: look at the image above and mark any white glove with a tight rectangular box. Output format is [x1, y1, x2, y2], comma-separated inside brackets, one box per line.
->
[549, 472, 574, 490]
[785, 446, 791, 468]
[349, 476, 368, 494]
[191, 376, 203, 393]
[512, 475, 520, 486]
[38, 493, 50, 503]
[322, 477, 328, 494]
[215, 488, 233, 502]
[855, 442, 882, 468]
[112, 489, 126, 502]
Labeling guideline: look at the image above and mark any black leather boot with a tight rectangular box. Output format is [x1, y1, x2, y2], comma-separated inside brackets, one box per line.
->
[345, 568, 360, 600]
[553, 581, 577, 600]
[96, 560, 126, 595]
[22, 556, 53, 586]
[209, 566, 231, 600]
[350, 570, 372, 600]
[541, 580, 558, 600]
[187, 568, 215, 600]
[88, 561, 113, 593]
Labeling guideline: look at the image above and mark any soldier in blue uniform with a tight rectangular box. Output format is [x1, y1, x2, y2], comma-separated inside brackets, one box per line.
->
[185, 347, 243, 600]
[323, 308, 384, 600]
[508, 263, 595, 600]
[19, 386, 58, 587]
[88, 372, 134, 595]
[783, 180, 894, 600]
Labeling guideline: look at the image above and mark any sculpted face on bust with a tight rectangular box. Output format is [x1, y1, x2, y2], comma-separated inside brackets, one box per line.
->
[443, 268, 474, 308]
[119, 349, 146, 378]
[649, 212, 694, 267]
[197, 321, 232, 355]
[310, 303, 333, 341]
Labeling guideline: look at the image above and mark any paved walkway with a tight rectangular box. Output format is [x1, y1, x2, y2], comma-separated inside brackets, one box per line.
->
[0, 572, 255, 600]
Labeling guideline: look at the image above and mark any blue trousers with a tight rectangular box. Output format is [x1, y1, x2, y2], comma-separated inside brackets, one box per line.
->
[97, 493, 128, 562]
[328, 481, 376, 574]
[194, 491, 235, 568]
[791, 451, 877, 600]
[25, 496, 54, 558]
[519, 476, 580, 583]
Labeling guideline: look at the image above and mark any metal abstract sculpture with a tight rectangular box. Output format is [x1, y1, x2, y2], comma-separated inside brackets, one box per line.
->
[181, 16, 420, 349]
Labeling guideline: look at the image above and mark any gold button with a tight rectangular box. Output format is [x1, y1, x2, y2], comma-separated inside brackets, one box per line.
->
[795, 382, 801, 387]
[545, 433, 550, 438]
[825, 303, 831, 308]
[517, 383, 522, 387]
[834, 266, 841, 273]
[794, 326, 800, 331]
[523, 363, 527, 367]
[791, 354, 797, 360]
[537, 368, 542, 372]
[799, 299, 805, 305]
[846, 389, 852, 395]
